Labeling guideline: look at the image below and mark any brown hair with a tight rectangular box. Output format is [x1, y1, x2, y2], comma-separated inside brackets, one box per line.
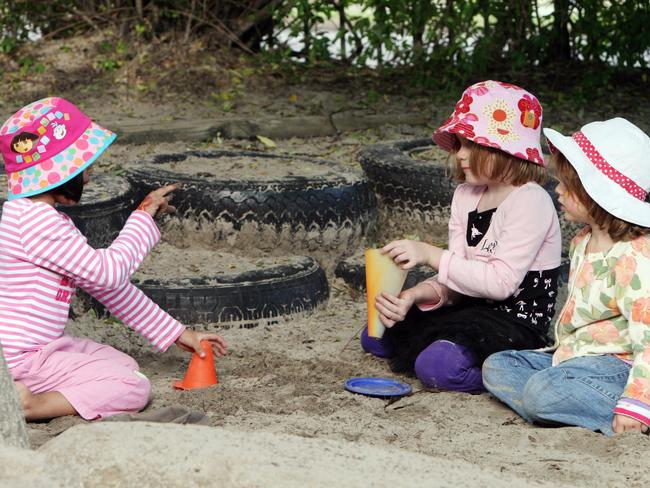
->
[552, 151, 649, 241]
[10, 132, 38, 152]
[450, 137, 547, 186]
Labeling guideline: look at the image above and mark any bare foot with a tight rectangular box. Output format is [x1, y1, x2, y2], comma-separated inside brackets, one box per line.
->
[13, 381, 32, 416]
[12, 382, 76, 420]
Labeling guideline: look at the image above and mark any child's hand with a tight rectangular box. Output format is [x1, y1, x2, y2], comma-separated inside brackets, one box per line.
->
[381, 240, 443, 270]
[612, 414, 650, 435]
[175, 330, 228, 358]
[138, 184, 178, 219]
[375, 291, 415, 328]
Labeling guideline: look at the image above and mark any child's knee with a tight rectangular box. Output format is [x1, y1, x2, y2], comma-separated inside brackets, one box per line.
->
[110, 349, 140, 372]
[482, 351, 514, 387]
[130, 370, 151, 410]
[521, 371, 561, 420]
[113, 370, 151, 412]
[414, 340, 478, 390]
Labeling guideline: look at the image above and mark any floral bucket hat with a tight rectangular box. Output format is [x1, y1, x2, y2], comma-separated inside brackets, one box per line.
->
[0, 97, 116, 200]
[433, 80, 545, 166]
[544, 118, 650, 227]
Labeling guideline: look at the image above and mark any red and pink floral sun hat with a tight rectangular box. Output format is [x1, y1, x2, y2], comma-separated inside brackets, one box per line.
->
[0, 97, 116, 200]
[433, 80, 545, 166]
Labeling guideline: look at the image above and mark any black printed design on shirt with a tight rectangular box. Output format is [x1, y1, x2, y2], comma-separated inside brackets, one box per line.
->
[465, 207, 559, 331]
[466, 207, 497, 247]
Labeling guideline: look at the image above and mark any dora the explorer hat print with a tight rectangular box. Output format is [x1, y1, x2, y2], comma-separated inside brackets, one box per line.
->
[433, 80, 545, 166]
[0, 97, 116, 200]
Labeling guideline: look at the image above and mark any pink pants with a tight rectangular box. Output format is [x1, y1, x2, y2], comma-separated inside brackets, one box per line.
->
[11, 335, 151, 420]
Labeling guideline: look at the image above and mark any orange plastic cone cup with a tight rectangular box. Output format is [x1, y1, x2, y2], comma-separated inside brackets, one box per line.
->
[174, 341, 218, 390]
[366, 248, 407, 339]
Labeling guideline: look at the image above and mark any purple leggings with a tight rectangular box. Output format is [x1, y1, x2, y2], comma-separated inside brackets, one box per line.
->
[361, 328, 485, 393]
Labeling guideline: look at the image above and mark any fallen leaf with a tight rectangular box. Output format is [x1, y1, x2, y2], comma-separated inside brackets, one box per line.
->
[256, 135, 277, 148]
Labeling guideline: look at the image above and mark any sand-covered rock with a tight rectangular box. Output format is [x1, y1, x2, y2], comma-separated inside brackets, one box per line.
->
[30, 422, 555, 488]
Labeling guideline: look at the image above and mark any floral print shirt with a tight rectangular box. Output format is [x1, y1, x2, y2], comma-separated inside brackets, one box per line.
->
[550, 227, 650, 425]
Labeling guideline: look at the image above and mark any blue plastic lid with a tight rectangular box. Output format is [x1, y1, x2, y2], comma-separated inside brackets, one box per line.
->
[344, 377, 412, 398]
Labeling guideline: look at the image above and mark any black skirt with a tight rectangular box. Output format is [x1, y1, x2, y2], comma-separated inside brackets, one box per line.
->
[383, 303, 551, 374]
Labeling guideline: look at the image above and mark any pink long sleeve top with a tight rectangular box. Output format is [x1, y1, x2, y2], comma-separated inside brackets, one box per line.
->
[420, 182, 562, 319]
[0, 198, 185, 370]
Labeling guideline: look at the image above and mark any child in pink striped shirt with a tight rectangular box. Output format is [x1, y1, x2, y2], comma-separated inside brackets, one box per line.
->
[0, 98, 227, 421]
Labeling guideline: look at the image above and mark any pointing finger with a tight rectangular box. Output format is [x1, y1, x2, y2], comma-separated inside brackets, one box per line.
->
[155, 184, 179, 197]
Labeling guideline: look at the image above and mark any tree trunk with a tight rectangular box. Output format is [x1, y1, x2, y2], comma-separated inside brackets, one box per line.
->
[550, 0, 571, 61]
[0, 345, 28, 449]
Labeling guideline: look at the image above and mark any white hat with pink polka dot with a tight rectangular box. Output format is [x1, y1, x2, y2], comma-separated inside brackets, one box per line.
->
[544, 118, 650, 227]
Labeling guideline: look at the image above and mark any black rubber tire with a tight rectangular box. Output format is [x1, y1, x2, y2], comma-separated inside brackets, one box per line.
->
[358, 139, 559, 212]
[124, 150, 377, 245]
[358, 139, 456, 213]
[0, 173, 137, 248]
[334, 254, 435, 292]
[335, 255, 570, 292]
[60, 173, 138, 248]
[91, 255, 329, 325]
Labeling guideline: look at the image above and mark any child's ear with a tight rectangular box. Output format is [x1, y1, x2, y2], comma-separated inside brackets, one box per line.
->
[53, 193, 76, 206]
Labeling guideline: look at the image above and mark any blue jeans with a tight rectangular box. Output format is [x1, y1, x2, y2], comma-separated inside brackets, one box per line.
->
[482, 350, 631, 436]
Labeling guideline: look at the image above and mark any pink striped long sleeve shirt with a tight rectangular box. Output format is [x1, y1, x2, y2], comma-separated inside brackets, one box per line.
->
[0, 198, 185, 370]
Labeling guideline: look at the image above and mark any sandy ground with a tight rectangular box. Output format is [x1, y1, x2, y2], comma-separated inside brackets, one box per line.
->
[3, 422, 569, 488]
[2, 34, 650, 486]
[134, 242, 301, 280]
[19, 283, 647, 487]
[5, 130, 646, 487]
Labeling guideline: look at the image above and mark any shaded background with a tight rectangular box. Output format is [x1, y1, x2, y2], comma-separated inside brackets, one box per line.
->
[1, 1, 648, 104]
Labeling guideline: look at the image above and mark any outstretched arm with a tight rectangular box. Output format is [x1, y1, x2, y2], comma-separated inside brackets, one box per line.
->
[21, 204, 159, 289]
[21, 184, 177, 289]
[81, 279, 185, 352]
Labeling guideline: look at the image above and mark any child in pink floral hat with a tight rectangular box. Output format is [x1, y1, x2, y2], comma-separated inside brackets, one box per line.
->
[361, 81, 562, 393]
[0, 98, 227, 421]
[483, 118, 650, 436]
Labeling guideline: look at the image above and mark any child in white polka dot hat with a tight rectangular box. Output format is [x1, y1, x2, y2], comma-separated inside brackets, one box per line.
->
[484, 118, 650, 436]
[0, 98, 227, 421]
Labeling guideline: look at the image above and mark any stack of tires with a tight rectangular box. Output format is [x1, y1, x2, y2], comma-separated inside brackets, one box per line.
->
[54, 150, 377, 326]
[2, 138, 574, 328]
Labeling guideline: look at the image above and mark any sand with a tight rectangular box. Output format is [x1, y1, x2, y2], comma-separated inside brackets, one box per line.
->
[22, 284, 648, 487]
[4, 422, 565, 488]
[4, 132, 649, 487]
[151, 154, 342, 180]
[410, 145, 451, 164]
[133, 242, 301, 280]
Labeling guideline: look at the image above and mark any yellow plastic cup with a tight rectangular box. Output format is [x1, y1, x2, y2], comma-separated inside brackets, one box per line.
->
[365, 248, 407, 339]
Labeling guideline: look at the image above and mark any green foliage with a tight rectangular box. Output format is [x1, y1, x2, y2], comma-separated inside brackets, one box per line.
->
[17, 56, 44, 76]
[268, 0, 649, 89]
[0, 0, 75, 53]
[0, 0, 647, 91]
[95, 39, 129, 72]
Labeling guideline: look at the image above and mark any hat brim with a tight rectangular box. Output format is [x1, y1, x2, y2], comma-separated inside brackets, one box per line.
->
[544, 127, 650, 227]
[7, 121, 116, 200]
[432, 130, 456, 153]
